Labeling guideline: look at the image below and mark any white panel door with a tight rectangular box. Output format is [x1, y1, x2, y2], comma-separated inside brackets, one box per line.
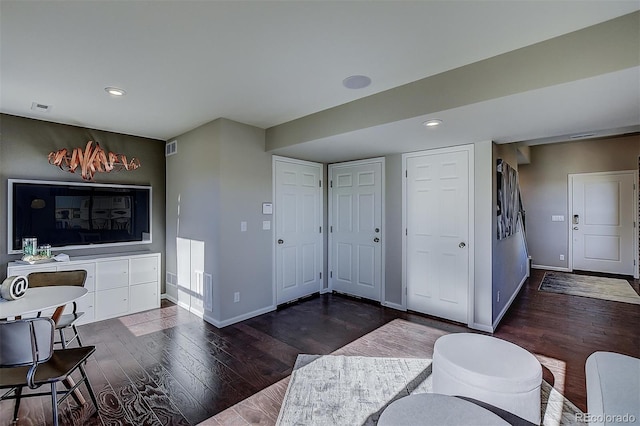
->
[405, 148, 470, 324]
[571, 171, 636, 275]
[329, 159, 383, 301]
[274, 157, 323, 304]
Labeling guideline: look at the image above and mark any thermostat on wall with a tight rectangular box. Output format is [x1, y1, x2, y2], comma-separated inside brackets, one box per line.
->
[262, 203, 273, 215]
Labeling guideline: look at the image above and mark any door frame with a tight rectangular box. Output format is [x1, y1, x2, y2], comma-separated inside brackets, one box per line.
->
[568, 170, 639, 279]
[328, 157, 386, 302]
[272, 155, 325, 306]
[402, 144, 475, 326]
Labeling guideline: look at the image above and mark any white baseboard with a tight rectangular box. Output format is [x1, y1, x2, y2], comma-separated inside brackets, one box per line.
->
[492, 272, 529, 331]
[204, 305, 276, 328]
[382, 301, 405, 311]
[469, 322, 494, 333]
[532, 264, 570, 272]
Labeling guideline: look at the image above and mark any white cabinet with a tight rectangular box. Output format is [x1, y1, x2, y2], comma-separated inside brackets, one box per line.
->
[7, 252, 161, 324]
[130, 255, 160, 313]
[96, 260, 128, 290]
[56, 262, 96, 325]
[96, 287, 129, 319]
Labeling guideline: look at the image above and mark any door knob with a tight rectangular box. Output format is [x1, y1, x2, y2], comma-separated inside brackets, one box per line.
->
[374, 237, 380, 243]
[459, 242, 466, 248]
[573, 227, 579, 230]
[277, 239, 284, 244]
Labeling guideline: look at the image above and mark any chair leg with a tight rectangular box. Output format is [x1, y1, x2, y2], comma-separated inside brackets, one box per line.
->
[73, 324, 83, 347]
[12, 386, 23, 422]
[59, 328, 67, 349]
[79, 364, 99, 414]
[51, 383, 59, 426]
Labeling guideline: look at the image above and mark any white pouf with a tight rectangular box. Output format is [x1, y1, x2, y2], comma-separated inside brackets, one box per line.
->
[433, 333, 542, 425]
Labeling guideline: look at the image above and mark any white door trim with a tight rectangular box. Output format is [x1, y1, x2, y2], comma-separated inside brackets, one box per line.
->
[328, 157, 385, 302]
[272, 155, 325, 306]
[568, 170, 639, 279]
[402, 144, 475, 327]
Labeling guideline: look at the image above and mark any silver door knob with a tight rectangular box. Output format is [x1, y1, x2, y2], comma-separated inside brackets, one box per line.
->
[459, 242, 466, 248]
[573, 227, 579, 230]
[277, 239, 284, 244]
[374, 237, 380, 243]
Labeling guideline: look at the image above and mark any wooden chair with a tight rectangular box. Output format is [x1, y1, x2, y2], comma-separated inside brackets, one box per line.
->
[0, 317, 99, 425]
[27, 270, 87, 348]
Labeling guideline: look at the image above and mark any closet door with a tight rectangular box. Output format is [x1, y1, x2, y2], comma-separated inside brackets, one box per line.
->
[274, 156, 323, 304]
[329, 158, 384, 302]
[404, 146, 472, 324]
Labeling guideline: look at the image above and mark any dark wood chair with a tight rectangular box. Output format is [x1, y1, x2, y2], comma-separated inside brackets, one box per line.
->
[0, 317, 99, 425]
[27, 270, 88, 348]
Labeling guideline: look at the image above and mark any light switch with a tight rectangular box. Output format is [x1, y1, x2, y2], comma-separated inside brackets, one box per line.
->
[551, 215, 565, 222]
[262, 220, 271, 230]
[241, 221, 247, 232]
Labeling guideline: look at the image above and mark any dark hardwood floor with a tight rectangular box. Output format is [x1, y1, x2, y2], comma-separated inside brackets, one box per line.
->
[1, 270, 638, 425]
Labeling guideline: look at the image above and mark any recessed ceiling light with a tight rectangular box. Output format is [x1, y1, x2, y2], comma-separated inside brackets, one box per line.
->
[423, 119, 443, 127]
[105, 87, 126, 96]
[343, 75, 371, 89]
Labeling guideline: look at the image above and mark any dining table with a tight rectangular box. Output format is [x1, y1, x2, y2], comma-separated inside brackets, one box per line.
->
[0, 285, 88, 322]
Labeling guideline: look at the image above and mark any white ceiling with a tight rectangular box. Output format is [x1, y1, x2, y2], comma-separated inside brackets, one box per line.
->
[1, 1, 639, 162]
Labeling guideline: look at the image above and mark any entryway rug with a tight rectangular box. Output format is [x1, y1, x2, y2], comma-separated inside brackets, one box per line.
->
[539, 272, 640, 305]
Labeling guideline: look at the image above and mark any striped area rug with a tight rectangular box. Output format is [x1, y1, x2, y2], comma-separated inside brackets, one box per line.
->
[539, 272, 640, 305]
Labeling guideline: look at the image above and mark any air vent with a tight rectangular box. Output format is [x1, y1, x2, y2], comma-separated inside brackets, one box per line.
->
[31, 102, 51, 113]
[165, 139, 177, 157]
[570, 133, 596, 139]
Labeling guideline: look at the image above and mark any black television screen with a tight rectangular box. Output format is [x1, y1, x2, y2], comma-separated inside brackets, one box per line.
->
[8, 179, 152, 254]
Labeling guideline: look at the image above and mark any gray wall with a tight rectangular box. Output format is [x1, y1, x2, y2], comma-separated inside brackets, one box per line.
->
[165, 118, 273, 325]
[0, 114, 166, 286]
[518, 134, 640, 269]
[492, 144, 528, 325]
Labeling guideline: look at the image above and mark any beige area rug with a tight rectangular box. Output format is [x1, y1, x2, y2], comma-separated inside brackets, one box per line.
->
[199, 319, 583, 426]
[539, 272, 640, 305]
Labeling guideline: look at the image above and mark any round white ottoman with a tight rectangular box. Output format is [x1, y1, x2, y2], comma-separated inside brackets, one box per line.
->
[432, 333, 542, 425]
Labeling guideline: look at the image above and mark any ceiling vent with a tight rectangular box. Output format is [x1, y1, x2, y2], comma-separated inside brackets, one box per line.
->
[165, 140, 177, 157]
[31, 102, 51, 113]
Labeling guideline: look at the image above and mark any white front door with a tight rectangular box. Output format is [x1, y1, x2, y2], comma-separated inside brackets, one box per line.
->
[404, 146, 471, 324]
[274, 157, 323, 304]
[571, 171, 637, 276]
[329, 159, 384, 301]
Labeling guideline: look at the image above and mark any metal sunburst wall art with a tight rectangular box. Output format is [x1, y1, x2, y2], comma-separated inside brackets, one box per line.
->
[48, 141, 141, 181]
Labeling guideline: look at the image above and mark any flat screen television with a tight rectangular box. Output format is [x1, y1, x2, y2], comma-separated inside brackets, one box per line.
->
[8, 179, 152, 254]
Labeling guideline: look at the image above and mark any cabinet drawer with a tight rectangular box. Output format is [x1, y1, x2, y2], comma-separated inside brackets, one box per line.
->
[56, 262, 96, 292]
[130, 282, 159, 313]
[130, 256, 159, 285]
[96, 260, 128, 290]
[95, 287, 129, 320]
